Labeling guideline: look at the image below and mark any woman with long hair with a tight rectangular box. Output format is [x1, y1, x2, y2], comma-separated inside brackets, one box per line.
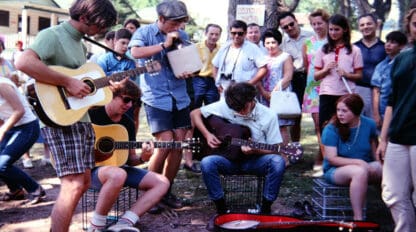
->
[314, 14, 363, 132]
[322, 94, 382, 220]
[302, 9, 330, 173]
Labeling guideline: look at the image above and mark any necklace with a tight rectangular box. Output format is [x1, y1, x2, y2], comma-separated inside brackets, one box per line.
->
[346, 119, 361, 150]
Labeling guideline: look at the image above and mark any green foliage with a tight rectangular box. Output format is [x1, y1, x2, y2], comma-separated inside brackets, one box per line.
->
[296, 0, 336, 14]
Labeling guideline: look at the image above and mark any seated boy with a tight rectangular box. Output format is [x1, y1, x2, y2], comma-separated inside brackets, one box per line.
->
[87, 80, 169, 232]
[190, 82, 286, 216]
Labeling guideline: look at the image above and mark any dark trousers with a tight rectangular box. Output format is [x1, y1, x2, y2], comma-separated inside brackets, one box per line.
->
[292, 71, 307, 107]
[290, 71, 307, 141]
[319, 95, 342, 132]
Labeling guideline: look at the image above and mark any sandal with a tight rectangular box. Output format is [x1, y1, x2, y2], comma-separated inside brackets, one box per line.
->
[28, 186, 46, 205]
[0, 189, 25, 201]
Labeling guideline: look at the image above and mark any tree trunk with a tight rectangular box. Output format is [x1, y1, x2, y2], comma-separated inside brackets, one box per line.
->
[227, 0, 300, 34]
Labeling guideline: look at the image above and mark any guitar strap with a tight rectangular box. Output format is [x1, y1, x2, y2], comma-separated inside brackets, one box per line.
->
[83, 36, 125, 58]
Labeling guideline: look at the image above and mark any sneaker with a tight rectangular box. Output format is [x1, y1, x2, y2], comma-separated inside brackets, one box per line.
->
[107, 223, 140, 232]
[27, 186, 46, 205]
[162, 193, 183, 209]
[23, 159, 34, 169]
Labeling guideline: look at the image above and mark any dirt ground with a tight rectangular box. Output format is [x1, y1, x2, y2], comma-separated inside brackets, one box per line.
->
[0, 143, 294, 232]
[0, 115, 395, 232]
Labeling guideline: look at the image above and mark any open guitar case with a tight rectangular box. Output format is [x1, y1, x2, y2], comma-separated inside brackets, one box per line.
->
[213, 213, 380, 232]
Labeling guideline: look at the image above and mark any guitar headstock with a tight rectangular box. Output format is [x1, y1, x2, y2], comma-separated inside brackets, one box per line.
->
[182, 138, 201, 154]
[281, 142, 304, 165]
[145, 60, 161, 76]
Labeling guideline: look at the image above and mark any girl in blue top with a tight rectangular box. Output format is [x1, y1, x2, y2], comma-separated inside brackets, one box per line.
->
[322, 94, 382, 220]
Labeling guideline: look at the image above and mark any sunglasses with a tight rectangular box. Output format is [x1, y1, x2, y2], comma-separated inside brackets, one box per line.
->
[230, 31, 245, 36]
[282, 22, 295, 30]
[120, 96, 135, 104]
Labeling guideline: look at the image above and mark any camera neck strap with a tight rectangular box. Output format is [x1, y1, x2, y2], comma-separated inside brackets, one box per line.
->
[220, 44, 242, 77]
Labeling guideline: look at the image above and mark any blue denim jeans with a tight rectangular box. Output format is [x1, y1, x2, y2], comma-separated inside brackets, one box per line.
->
[200, 154, 285, 202]
[0, 120, 40, 193]
[192, 76, 220, 108]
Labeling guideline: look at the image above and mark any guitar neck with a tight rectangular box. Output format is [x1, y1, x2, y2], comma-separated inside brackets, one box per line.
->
[94, 67, 147, 89]
[230, 138, 280, 152]
[114, 141, 185, 150]
[258, 220, 355, 229]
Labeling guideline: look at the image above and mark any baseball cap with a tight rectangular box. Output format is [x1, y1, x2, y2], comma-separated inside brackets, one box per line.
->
[157, 0, 189, 21]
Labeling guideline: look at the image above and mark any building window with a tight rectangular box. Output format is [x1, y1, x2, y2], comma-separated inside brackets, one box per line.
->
[18, 15, 30, 34]
[38, 17, 50, 31]
[0, 10, 10, 27]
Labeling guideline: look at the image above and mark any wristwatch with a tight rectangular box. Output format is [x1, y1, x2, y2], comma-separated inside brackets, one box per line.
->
[159, 42, 166, 50]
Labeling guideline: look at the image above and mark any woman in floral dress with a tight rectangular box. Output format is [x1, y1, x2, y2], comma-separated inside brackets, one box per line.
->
[258, 28, 294, 144]
[302, 9, 330, 173]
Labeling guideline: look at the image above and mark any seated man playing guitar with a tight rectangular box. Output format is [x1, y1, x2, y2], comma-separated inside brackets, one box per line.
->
[88, 80, 169, 231]
[190, 82, 286, 215]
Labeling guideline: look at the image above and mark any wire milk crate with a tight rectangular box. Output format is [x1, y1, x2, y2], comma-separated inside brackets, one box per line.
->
[80, 186, 139, 230]
[220, 175, 265, 213]
[312, 178, 366, 221]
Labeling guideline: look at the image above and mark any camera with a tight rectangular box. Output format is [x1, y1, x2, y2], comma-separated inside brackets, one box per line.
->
[220, 73, 232, 80]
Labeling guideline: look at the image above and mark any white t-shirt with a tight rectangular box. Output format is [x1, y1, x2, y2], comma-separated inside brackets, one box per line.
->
[0, 78, 36, 126]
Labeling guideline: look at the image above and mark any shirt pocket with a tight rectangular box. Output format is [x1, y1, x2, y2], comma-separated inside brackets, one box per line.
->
[242, 57, 256, 71]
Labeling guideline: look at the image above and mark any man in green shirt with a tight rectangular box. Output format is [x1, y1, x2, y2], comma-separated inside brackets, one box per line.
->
[15, 1, 117, 231]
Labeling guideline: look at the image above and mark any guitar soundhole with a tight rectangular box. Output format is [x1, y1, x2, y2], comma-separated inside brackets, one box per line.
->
[83, 79, 96, 94]
[97, 137, 115, 153]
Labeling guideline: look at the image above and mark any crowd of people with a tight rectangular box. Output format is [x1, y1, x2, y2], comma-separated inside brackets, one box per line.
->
[0, 0, 415, 231]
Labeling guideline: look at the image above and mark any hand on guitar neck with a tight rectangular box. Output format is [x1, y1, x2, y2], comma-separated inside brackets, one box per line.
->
[197, 115, 303, 164]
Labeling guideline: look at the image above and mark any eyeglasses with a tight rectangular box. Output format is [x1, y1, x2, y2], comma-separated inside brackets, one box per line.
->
[120, 96, 135, 104]
[230, 31, 245, 36]
[282, 22, 295, 30]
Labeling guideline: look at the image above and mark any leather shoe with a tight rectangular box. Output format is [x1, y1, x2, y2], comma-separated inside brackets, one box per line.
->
[183, 163, 201, 173]
[148, 203, 164, 214]
[162, 193, 183, 209]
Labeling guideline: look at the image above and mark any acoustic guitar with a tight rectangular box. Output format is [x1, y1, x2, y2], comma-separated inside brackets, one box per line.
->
[26, 61, 161, 128]
[93, 124, 200, 167]
[197, 115, 303, 164]
[215, 213, 379, 231]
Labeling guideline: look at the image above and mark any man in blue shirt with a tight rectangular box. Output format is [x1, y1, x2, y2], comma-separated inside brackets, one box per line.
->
[371, 31, 407, 129]
[128, 0, 193, 210]
[354, 13, 386, 118]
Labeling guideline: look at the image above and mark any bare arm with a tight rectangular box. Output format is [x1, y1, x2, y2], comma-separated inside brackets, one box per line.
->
[325, 145, 368, 167]
[302, 43, 309, 75]
[372, 88, 382, 128]
[273, 56, 293, 91]
[376, 106, 393, 162]
[15, 49, 91, 97]
[337, 68, 362, 82]
[130, 31, 178, 59]
[0, 84, 25, 141]
[190, 109, 221, 149]
[248, 65, 267, 85]
[314, 61, 336, 81]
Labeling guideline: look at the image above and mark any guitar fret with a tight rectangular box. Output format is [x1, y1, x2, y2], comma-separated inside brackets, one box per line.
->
[92, 67, 148, 89]
[231, 138, 277, 152]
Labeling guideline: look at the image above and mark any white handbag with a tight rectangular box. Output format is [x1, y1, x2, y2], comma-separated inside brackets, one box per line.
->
[269, 81, 301, 119]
